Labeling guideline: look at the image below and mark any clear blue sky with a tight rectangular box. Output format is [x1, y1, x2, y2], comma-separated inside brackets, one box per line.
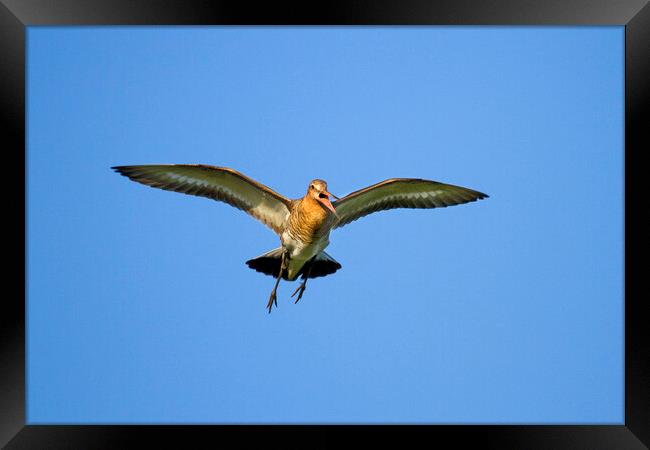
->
[27, 26, 623, 423]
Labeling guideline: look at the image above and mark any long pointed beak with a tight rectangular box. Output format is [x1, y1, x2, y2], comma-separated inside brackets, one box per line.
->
[318, 193, 338, 217]
[325, 190, 340, 200]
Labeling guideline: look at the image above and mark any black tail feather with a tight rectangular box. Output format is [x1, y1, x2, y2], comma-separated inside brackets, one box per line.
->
[246, 248, 341, 280]
[246, 254, 290, 280]
[297, 257, 341, 279]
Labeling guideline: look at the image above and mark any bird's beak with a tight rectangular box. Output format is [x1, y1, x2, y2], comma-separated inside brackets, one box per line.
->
[318, 191, 338, 217]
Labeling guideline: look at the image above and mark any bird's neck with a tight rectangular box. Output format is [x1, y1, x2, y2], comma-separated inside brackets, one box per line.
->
[301, 195, 332, 219]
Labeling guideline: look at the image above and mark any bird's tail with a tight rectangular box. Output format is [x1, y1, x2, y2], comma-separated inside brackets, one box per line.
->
[246, 247, 288, 279]
[245, 248, 342, 281]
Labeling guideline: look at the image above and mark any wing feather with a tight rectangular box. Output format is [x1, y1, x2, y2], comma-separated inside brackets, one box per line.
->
[112, 164, 292, 234]
[333, 178, 488, 229]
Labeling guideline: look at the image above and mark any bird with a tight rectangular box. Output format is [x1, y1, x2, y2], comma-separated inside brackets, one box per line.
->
[112, 164, 488, 313]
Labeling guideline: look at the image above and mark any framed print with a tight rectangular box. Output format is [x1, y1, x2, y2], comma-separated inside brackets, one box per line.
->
[3, 0, 648, 448]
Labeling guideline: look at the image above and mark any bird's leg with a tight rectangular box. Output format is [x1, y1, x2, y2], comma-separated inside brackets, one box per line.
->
[291, 257, 315, 304]
[267, 250, 287, 314]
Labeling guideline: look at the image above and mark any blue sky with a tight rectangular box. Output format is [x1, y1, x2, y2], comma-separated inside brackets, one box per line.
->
[27, 26, 623, 423]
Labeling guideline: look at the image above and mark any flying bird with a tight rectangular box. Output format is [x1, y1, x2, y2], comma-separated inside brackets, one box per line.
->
[112, 164, 488, 313]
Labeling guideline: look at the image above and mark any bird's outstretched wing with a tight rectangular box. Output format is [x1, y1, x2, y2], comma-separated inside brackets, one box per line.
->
[112, 164, 292, 235]
[332, 178, 488, 229]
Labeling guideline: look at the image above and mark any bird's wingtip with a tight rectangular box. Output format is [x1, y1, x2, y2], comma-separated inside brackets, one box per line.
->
[111, 166, 137, 178]
[111, 165, 135, 175]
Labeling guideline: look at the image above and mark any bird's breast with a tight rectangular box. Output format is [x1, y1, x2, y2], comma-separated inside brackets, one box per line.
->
[281, 198, 334, 258]
[285, 199, 333, 243]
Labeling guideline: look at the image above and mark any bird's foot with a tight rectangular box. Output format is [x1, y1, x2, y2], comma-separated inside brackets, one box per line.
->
[267, 290, 278, 313]
[291, 282, 307, 304]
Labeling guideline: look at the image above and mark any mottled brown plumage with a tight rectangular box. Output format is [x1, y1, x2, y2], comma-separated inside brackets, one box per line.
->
[287, 196, 334, 245]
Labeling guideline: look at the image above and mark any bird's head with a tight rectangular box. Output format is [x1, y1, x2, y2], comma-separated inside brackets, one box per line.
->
[307, 179, 339, 216]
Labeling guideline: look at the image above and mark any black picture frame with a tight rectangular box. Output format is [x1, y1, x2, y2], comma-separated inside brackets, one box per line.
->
[3, 1, 648, 448]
